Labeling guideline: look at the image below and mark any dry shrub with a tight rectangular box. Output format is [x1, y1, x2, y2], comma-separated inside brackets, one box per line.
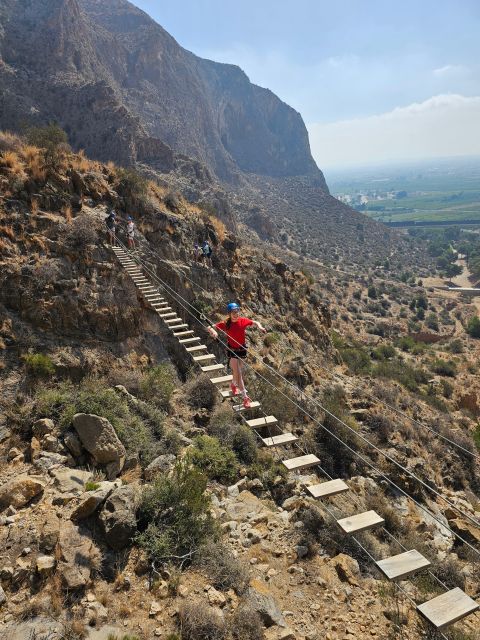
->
[195, 541, 249, 594]
[179, 600, 227, 640]
[63, 204, 73, 223]
[1, 150, 24, 175]
[71, 149, 91, 172]
[186, 373, 217, 411]
[31, 198, 39, 215]
[20, 144, 40, 162]
[27, 153, 47, 182]
[0, 130, 22, 152]
[230, 605, 263, 640]
[209, 215, 226, 242]
[0, 225, 15, 241]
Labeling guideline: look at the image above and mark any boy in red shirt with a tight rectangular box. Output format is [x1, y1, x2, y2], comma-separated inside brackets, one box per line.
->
[208, 302, 266, 408]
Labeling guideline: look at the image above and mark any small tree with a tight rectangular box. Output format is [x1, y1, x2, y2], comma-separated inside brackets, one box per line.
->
[467, 316, 480, 338]
[26, 123, 69, 168]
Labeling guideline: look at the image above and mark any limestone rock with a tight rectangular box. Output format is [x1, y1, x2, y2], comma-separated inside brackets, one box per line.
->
[99, 485, 138, 550]
[58, 521, 100, 590]
[247, 579, 286, 627]
[32, 418, 55, 438]
[144, 454, 176, 481]
[73, 413, 126, 477]
[39, 513, 61, 552]
[51, 466, 92, 494]
[332, 553, 360, 586]
[449, 518, 480, 546]
[0, 585, 6, 606]
[0, 475, 45, 510]
[36, 555, 56, 577]
[64, 431, 84, 458]
[70, 482, 116, 521]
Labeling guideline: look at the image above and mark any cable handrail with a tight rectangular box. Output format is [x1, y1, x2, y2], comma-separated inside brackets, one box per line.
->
[109, 233, 480, 561]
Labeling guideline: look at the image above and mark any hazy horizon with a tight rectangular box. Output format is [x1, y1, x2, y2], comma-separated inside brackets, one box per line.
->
[132, 0, 480, 169]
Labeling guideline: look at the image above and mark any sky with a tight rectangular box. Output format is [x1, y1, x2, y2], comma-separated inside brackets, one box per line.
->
[133, 0, 480, 168]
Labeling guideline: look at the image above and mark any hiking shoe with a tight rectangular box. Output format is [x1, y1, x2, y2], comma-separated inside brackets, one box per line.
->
[243, 396, 252, 409]
[230, 382, 239, 396]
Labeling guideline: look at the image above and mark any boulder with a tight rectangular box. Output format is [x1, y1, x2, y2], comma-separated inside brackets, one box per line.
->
[144, 454, 176, 481]
[73, 413, 126, 477]
[332, 553, 360, 586]
[450, 518, 480, 546]
[39, 513, 61, 552]
[32, 418, 55, 438]
[51, 467, 92, 494]
[58, 521, 100, 590]
[246, 579, 286, 627]
[64, 431, 84, 458]
[0, 475, 45, 510]
[33, 452, 69, 472]
[36, 555, 56, 577]
[99, 486, 138, 551]
[70, 482, 116, 521]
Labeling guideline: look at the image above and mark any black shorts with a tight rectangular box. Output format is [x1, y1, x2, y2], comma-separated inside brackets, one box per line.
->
[226, 346, 247, 360]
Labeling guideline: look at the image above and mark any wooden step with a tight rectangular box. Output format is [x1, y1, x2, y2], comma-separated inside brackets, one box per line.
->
[193, 354, 216, 362]
[178, 337, 201, 344]
[417, 588, 479, 630]
[282, 454, 320, 472]
[174, 330, 194, 337]
[376, 550, 430, 581]
[185, 344, 208, 353]
[169, 323, 188, 330]
[220, 389, 241, 399]
[165, 317, 183, 324]
[337, 510, 384, 535]
[306, 479, 349, 499]
[141, 288, 158, 293]
[210, 374, 233, 384]
[158, 310, 174, 316]
[144, 294, 163, 300]
[245, 416, 278, 428]
[261, 433, 298, 447]
[201, 364, 225, 372]
[233, 401, 261, 412]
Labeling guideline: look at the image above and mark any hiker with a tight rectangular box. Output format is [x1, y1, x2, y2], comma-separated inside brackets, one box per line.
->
[207, 302, 266, 408]
[126, 215, 135, 250]
[105, 210, 117, 246]
[193, 243, 202, 262]
[201, 239, 213, 267]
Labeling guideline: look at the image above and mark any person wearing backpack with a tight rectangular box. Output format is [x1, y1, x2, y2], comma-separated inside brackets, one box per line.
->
[105, 210, 117, 246]
[207, 302, 266, 408]
[202, 239, 212, 267]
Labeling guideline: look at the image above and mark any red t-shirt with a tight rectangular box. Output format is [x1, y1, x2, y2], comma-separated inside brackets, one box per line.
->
[215, 317, 254, 348]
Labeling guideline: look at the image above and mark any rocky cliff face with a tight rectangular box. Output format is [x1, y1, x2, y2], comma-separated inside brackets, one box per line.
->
[0, 0, 324, 185]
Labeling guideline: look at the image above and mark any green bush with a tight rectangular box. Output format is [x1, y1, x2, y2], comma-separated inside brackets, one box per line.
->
[85, 481, 100, 492]
[186, 373, 217, 411]
[367, 285, 378, 299]
[231, 426, 258, 465]
[35, 378, 166, 466]
[188, 435, 239, 484]
[23, 353, 55, 379]
[263, 331, 281, 348]
[448, 338, 464, 354]
[116, 167, 148, 199]
[372, 360, 429, 392]
[371, 344, 396, 360]
[139, 364, 176, 409]
[207, 410, 257, 465]
[432, 358, 457, 377]
[137, 462, 217, 563]
[341, 346, 371, 374]
[467, 316, 480, 338]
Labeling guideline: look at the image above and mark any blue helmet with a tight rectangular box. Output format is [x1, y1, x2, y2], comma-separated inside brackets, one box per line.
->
[227, 302, 240, 312]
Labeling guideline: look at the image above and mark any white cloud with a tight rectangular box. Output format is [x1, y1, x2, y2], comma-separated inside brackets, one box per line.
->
[433, 64, 469, 78]
[308, 94, 480, 168]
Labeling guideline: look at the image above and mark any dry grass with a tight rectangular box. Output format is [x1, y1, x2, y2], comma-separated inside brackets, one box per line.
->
[1, 150, 25, 176]
[70, 149, 92, 172]
[0, 130, 23, 152]
[209, 215, 227, 242]
[26, 235, 49, 254]
[28, 153, 47, 182]
[0, 225, 15, 241]
[0, 237, 14, 254]
[31, 198, 39, 215]
[63, 204, 73, 223]
[49, 573, 64, 618]
[20, 144, 41, 163]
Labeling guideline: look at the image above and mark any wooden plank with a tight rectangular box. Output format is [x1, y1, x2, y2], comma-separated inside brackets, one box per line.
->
[376, 550, 430, 581]
[210, 375, 233, 384]
[233, 401, 261, 412]
[185, 344, 208, 352]
[306, 479, 349, 499]
[169, 323, 188, 330]
[174, 330, 194, 337]
[201, 364, 225, 372]
[337, 511, 385, 535]
[178, 337, 201, 344]
[245, 416, 278, 428]
[220, 389, 240, 399]
[282, 454, 320, 471]
[164, 317, 183, 323]
[193, 354, 216, 362]
[417, 588, 479, 630]
[261, 433, 298, 447]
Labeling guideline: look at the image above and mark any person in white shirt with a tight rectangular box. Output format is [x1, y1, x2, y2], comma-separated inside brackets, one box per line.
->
[126, 216, 135, 250]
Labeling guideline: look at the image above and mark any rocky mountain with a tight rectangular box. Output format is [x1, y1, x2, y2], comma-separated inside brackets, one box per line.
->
[0, 0, 427, 268]
[0, 0, 323, 185]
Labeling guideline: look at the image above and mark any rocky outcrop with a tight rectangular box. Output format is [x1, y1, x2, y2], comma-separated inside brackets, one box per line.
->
[247, 579, 286, 628]
[73, 413, 126, 478]
[57, 521, 100, 590]
[99, 485, 138, 550]
[0, 475, 45, 510]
